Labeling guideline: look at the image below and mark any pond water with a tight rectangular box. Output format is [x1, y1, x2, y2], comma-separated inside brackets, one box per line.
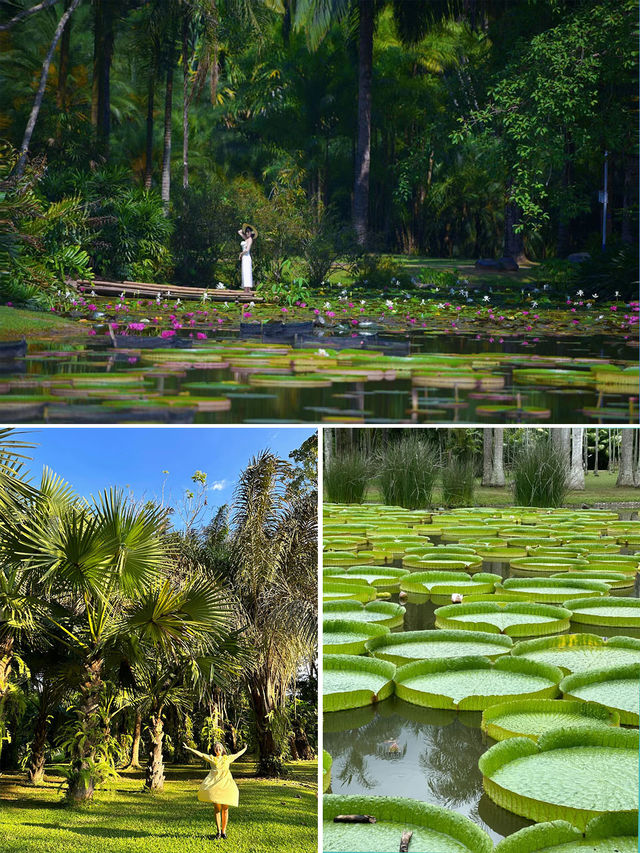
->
[323, 521, 640, 846]
[0, 330, 636, 423]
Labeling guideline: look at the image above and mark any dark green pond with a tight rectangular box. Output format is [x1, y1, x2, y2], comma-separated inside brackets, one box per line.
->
[323, 520, 640, 846]
[0, 330, 636, 423]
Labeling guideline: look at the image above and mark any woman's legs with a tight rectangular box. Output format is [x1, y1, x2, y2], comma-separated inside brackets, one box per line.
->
[214, 803, 222, 836]
[221, 805, 229, 835]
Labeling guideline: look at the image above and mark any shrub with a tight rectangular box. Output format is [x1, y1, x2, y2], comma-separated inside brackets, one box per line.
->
[532, 259, 581, 289]
[299, 206, 358, 288]
[377, 435, 439, 509]
[441, 457, 475, 508]
[512, 438, 568, 508]
[578, 243, 639, 300]
[324, 451, 370, 504]
[354, 255, 413, 290]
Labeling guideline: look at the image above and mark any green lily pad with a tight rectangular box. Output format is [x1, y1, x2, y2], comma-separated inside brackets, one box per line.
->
[510, 633, 640, 675]
[434, 601, 571, 637]
[323, 600, 405, 628]
[322, 750, 332, 793]
[481, 698, 620, 742]
[480, 727, 639, 829]
[322, 619, 390, 655]
[566, 597, 640, 628]
[323, 795, 493, 853]
[323, 654, 396, 712]
[366, 629, 512, 665]
[561, 663, 640, 725]
[493, 814, 638, 853]
[497, 577, 610, 604]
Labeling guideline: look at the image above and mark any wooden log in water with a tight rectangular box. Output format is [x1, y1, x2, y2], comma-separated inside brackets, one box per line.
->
[74, 279, 263, 302]
[400, 829, 413, 851]
[333, 815, 377, 824]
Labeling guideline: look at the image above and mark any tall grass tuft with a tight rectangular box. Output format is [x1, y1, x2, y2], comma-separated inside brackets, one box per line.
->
[512, 439, 568, 507]
[442, 457, 475, 508]
[324, 451, 370, 504]
[377, 435, 439, 509]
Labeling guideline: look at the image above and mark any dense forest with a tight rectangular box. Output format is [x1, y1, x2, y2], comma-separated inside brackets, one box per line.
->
[1, 0, 637, 296]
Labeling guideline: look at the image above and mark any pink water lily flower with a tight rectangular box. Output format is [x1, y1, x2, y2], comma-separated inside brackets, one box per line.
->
[160, 329, 176, 338]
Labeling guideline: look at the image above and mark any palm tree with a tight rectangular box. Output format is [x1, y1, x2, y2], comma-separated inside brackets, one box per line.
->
[295, 0, 457, 246]
[617, 429, 635, 487]
[228, 450, 317, 777]
[1, 486, 170, 801]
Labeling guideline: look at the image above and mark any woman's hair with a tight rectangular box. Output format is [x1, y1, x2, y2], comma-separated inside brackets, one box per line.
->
[244, 227, 254, 237]
[214, 742, 226, 755]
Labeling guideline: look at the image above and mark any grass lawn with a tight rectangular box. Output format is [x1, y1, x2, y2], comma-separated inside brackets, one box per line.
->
[0, 306, 81, 338]
[364, 470, 640, 507]
[0, 760, 317, 853]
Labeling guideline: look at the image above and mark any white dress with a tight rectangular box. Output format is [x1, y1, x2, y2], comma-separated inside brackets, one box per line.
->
[241, 240, 253, 290]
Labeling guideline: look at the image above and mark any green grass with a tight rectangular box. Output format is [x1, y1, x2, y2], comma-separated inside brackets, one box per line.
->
[364, 471, 640, 507]
[0, 760, 317, 853]
[0, 306, 81, 338]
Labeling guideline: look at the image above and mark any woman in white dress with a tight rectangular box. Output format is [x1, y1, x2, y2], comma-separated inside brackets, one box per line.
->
[183, 741, 248, 840]
[238, 225, 256, 290]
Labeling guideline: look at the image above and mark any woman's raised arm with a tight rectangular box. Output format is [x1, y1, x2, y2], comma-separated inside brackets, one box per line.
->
[229, 744, 248, 763]
[183, 743, 214, 762]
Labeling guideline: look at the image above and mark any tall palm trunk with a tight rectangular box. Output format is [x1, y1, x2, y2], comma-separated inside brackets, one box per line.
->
[503, 179, 525, 262]
[144, 71, 155, 189]
[27, 690, 52, 784]
[482, 429, 493, 486]
[568, 428, 585, 490]
[145, 703, 165, 791]
[617, 429, 634, 486]
[249, 680, 281, 777]
[67, 658, 104, 802]
[182, 16, 190, 189]
[489, 428, 505, 486]
[127, 708, 143, 769]
[161, 62, 174, 210]
[353, 0, 373, 247]
[92, 0, 115, 148]
[0, 635, 13, 702]
[56, 0, 72, 111]
[15, 0, 81, 177]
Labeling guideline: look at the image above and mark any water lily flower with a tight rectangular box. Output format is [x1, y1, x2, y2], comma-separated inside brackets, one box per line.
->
[385, 299, 394, 309]
[161, 330, 176, 338]
[483, 295, 490, 302]
[577, 289, 584, 297]
[317, 349, 329, 357]
[196, 332, 207, 340]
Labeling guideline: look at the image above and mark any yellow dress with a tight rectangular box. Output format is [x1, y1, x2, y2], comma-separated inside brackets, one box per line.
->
[192, 745, 247, 807]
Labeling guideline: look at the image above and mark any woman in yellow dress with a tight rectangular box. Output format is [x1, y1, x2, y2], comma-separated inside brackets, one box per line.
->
[184, 741, 248, 840]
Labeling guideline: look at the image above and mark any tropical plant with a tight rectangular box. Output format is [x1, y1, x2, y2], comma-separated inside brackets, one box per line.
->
[512, 437, 569, 508]
[323, 450, 370, 504]
[377, 434, 439, 509]
[441, 457, 475, 508]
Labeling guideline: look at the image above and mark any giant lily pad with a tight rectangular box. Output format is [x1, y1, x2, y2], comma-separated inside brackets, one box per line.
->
[323, 600, 405, 628]
[323, 619, 390, 655]
[323, 654, 396, 712]
[366, 629, 512, 665]
[510, 634, 640, 675]
[566, 596, 640, 628]
[493, 814, 639, 853]
[509, 557, 588, 574]
[496, 577, 610, 604]
[394, 656, 562, 711]
[323, 795, 493, 853]
[323, 579, 377, 603]
[322, 750, 332, 793]
[552, 569, 634, 590]
[560, 663, 640, 725]
[434, 601, 571, 637]
[479, 727, 639, 829]
[329, 565, 409, 591]
[399, 571, 499, 603]
[481, 698, 620, 742]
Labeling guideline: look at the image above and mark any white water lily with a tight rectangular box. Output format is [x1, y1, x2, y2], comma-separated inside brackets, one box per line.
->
[531, 301, 538, 308]
[592, 293, 599, 299]
[224, 302, 229, 309]
[216, 282, 226, 289]
[156, 294, 162, 303]
[615, 291, 620, 298]
[317, 348, 329, 357]
[201, 291, 210, 301]
[323, 301, 332, 309]
[360, 300, 366, 305]
[175, 298, 181, 306]
[385, 299, 394, 309]
[483, 295, 490, 302]
[577, 289, 584, 297]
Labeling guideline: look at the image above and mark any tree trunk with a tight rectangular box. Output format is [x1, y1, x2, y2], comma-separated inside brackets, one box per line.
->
[27, 698, 51, 784]
[248, 681, 282, 778]
[161, 62, 174, 210]
[293, 721, 314, 760]
[15, 0, 81, 177]
[91, 0, 115, 150]
[482, 429, 493, 486]
[489, 428, 505, 487]
[182, 15, 189, 189]
[568, 428, 585, 490]
[56, 0, 72, 111]
[67, 658, 104, 802]
[593, 428, 599, 476]
[145, 705, 165, 792]
[503, 180, 526, 262]
[353, 0, 373, 247]
[0, 635, 13, 702]
[127, 709, 143, 770]
[621, 154, 636, 246]
[144, 71, 155, 189]
[616, 429, 634, 486]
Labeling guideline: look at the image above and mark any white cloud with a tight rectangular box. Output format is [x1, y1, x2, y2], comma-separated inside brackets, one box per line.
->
[209, 480, 227, 492]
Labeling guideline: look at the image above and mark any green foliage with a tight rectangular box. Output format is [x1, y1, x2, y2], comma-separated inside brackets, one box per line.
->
[578, 243, 639, 300]
[533, 259, 580, 289]
[354, 254, 412, 289]
[323, 451, 370, 504]
[441, 457, 475, 508]
[512, 438, 568, 508]
[377, 434, 439, 509]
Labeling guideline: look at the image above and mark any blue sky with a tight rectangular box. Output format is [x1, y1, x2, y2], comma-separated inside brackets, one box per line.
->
[17, 427, 316, 524]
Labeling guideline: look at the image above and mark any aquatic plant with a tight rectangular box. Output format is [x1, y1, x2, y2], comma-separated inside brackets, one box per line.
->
[377, 435, 439, 509]
[323, 654, 396, 713]
[481, 698, 619, 742]
[324, 451, 371, 504]
[512, 438, 568, 507]
[560, 663, 640, 725]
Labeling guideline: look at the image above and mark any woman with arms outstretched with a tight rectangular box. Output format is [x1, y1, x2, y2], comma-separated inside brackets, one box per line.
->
[184, 741, 248, 840]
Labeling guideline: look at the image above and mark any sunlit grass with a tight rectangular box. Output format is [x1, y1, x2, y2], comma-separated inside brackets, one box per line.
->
[0, 760, 317, 853]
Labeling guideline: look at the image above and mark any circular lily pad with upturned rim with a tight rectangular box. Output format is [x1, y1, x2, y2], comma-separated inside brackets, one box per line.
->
[399, 571, 499, 602]
[329, 565, 409, 591]
[394, 655, 563, 711]
[479, 726, 639, 830]
[366, 629, 513, 665]
[510, 633, 640, 675]
[323, 618, 390, 655]
[560, 663, 640, 725]
[323, 579, 377, 603]
[496, 577, 610, 604]
[434, 601, 571, 637]
[565, 596, 640, 628]
[323, 599, 405, 628]
[322, 750, 332, 793]
[323, 654, 396, 712]
[481, 698, 619, 742]
[323, 795, 493, 853]
[552, 569, 634, 590]
[493, 814, 639, 853]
